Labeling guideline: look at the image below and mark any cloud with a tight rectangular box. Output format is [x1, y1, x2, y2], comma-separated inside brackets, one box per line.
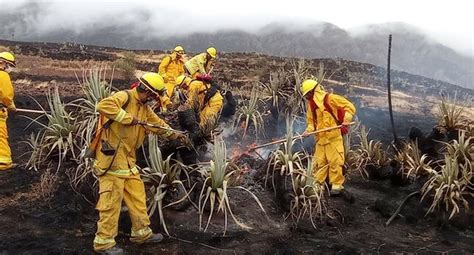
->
[0, 0, 472, 56]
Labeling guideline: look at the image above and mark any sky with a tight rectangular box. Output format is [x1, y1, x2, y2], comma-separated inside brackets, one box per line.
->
[1, 0, 473, 56]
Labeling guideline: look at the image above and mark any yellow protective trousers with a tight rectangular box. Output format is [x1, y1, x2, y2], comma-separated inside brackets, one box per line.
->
[313, 137, 345, 190]
[0, 109, 12, 170]
[93, 173, 153, 252]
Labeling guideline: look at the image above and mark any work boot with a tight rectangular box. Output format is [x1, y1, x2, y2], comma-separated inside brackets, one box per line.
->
[330, 184, 344, 196]
[98, 246, 124, 255]
[144, 233, 164, 243]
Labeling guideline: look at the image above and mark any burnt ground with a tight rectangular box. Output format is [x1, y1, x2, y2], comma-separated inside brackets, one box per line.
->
[1, 102, 473, 254]
[0, 40, 473, 254]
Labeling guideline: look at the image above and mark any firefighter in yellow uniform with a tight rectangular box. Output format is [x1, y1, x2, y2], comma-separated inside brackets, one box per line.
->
[0, 52, 16, 171]
[301, 79, 356, 195]
[184, 47, 217, 78]
[158, 46, 185, 99]
[176, 75, 223, 128]
[93, 73, 186, 254]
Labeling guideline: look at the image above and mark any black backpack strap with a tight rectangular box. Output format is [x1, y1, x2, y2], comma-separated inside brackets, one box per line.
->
[201, 82, 220, 110]
[103, 90, 131, 129]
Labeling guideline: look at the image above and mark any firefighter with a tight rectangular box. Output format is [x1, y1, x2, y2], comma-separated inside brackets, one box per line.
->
[0, 52, 16, 171]
[184, 47, 217, 78]
[301, 79, 356, 196]
[177, 75, 223, 128]
[93, 72, 186, 254]
[158, 46, 185, 99]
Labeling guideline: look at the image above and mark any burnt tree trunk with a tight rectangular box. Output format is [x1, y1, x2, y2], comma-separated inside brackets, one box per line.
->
[387, 34, 399, 147]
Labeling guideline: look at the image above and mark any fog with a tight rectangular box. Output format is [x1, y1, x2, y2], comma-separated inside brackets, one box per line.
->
[1, 0, 472, 56]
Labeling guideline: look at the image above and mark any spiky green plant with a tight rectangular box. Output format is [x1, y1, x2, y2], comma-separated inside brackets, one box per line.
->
[288, 158, 327, 228]
[141, 135, 193, 235]
[23, 132, 47, 171]
[395, 141, 434, 181]
[421, 155, 472, 219]
[234, 87, 264, 138]
[72, 67, 115, 148]
[436, 95, 467, 131]
[25, 87, 77, 170]
[67, 67, 115, 193]
[266, 116, 305, 189]
[261, 70, 291, 112]
[442, 130, 473, 171]
[198, 136, 266, 235]
[354, 125, 390, 178]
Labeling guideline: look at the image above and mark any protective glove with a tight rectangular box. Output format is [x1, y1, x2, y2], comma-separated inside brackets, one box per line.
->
[196, 73, 213, 83]
[340, 125, 349, 135]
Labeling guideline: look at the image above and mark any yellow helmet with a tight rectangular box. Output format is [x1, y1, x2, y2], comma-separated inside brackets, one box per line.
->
[0, 52, 16, 67]
[206, 47, 217, 58]
[174, 46, 185, 54]
[139, 73, 165, 95]
[300, 79, 319, 96]
[175, 75, 191, 87]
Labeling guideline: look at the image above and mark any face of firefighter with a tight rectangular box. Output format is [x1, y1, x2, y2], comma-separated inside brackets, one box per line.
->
[304, 90, 314, 100]
[0, 61, 11, 72]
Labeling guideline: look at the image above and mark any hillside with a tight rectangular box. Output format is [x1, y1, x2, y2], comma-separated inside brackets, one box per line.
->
[0, 40, 473, 254]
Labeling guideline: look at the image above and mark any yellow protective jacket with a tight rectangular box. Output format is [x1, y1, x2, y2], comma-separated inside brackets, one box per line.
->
[186, 80, 223, 111]
[184, 53, 213, 77]
[0, 70, 15, 113]
[306, 92, 356, 145]
[158, 53, 185, 97]
[94, 88, 173, 177]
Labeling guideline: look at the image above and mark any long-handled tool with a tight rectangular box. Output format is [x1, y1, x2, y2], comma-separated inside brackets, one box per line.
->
[137, 121, 187, 134]
[249, 122, 356, 151]
[15, 108, 48, 114]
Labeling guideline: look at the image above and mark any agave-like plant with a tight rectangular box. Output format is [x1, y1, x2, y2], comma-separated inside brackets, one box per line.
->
[441, 130, 473, 171]
[421, 155, 472, 219]
[354, 125, 390, 178]
[72, 67, 115, 148]
[266, 116, 305, 189]
[67, 67, 115, 192]
[197, 136, 266, 235]
[436, 95, 467, 131]
[141, 135, 193, 235]
[288, 158, 327, 228]
[233, 87, 264, 138]
[25, 86, 78, 171]
[260, 70, 291, 112]
[395, 141, 434, 181]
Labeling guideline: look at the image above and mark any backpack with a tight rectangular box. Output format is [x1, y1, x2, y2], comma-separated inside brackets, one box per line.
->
[84, 91, 131, 158]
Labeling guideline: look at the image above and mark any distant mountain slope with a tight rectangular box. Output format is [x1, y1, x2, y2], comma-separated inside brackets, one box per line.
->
[0, 4, 471, 89]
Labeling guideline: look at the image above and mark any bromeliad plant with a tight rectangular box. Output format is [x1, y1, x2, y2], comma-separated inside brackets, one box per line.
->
[233, 87, 264, 138]
[395, 141, 434, 181]
[141, 135, 193, 235]
[421, 155, 472, 219]
[261, 70, 292, 114]
[441, 130, 473, 171]
[67, 67, 115, 193]
[25, 86, 78, 171]
[266, 116, 305, 189]
[288, 158, 327, 228]
[197, 136, 266, 235]
[436, 95, 468, 132]
[73, 67, 115, 148]
[354, 125, 390, 178]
